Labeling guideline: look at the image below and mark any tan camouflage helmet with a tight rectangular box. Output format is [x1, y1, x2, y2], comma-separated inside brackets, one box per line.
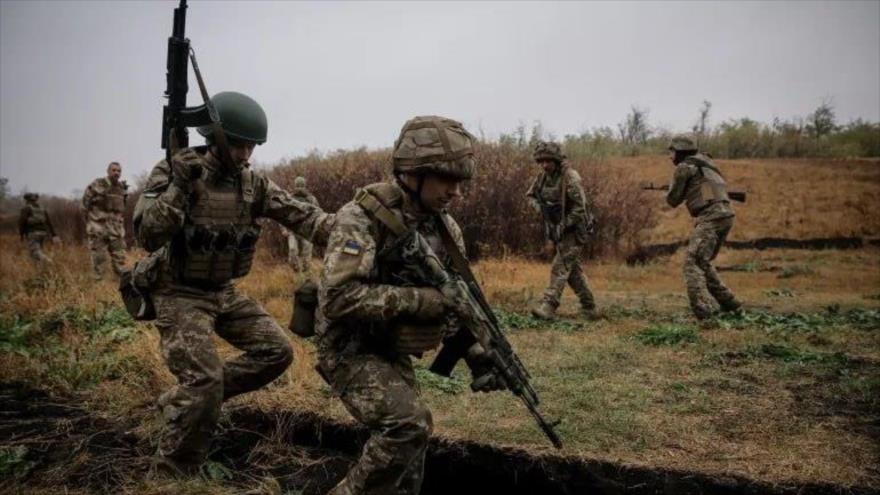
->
[668, 135, 698, 152]
[533, 140, 565, 163]
[294, 176, 306, 188]
[392, 116, 476, 179]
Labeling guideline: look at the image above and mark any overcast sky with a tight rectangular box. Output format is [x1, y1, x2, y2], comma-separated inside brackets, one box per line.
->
[1, 0, 878, 196]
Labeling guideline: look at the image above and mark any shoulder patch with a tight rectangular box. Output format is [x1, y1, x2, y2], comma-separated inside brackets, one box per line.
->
[342, 239, 362, 256]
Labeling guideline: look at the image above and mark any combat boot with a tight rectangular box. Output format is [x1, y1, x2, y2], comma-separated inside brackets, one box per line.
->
[580, 305, 600, 321]
[531, 301, 557, 320]
[719, 298, 742, 314]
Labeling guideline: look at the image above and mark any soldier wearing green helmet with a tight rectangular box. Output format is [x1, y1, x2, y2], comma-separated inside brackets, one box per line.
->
[134, 91, 334, 476]
[526, 140, 598, 321]
[316, 116, 502, 495]
[665, 135, 741, 320]
[18, 192, 60, 266]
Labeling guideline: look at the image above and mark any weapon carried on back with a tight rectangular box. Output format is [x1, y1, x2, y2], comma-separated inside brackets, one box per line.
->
[642, 182, 747, 203]
[379, 213, 563, 449]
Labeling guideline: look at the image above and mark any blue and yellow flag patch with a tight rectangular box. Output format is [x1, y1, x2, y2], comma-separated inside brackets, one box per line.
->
[342, 240, 362, 256]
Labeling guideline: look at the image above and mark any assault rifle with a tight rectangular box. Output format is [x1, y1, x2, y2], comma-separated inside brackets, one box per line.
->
[393, 223, 564, 449]
[539, 203, 564, 243]
[642, 183, 747, 203]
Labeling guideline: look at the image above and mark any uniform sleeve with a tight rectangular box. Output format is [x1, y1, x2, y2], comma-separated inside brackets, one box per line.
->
[319, 202, 422, 323]
[564, 169, 591, 228]
[666, 164, 692, 208]
[525, 174, 542, 213]
[258, 177, 334, 247]
[134, 160, 188, 252]
[81, 180, 97, 211]
[308, 193, 320, 209]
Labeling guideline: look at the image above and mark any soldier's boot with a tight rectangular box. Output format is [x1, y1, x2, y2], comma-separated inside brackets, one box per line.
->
[719, 298, 742, 313]
[579, 303, 600, 321]
[531, 300, 558, 321]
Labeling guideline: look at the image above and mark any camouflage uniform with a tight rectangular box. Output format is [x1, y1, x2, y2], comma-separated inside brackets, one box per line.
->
[82, 177, 127, 279]
[666, 138, 740, 319]
[317, 116, 477, 495]
[526, 141, 596, 319]
[287, 181, 320, 271]
[18, 194, 56, 265]
[136, 147, 333, 473]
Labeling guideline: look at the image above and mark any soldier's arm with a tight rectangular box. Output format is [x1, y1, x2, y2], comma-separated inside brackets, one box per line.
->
[525, 174, 542, 213]
[309, 194, 320, 209]
[134, 161, 188, 252]
[666, 164, 691, 207]
[81, 181, 96, 212]
[258, 176, 334, 247]
[320, 203, 431, 322]
[564, 169, 592, 228]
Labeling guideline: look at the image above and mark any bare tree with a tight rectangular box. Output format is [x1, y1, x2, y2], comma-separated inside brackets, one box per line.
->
[617, 106, 650, 155]
[692, 100, 712, 146]
[806, 97, 837, 147]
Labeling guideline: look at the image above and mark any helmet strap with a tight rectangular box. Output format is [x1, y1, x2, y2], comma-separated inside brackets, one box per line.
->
[394, 172, 429, 211]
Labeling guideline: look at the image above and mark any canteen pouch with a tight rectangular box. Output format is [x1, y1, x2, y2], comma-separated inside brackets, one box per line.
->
[289, 280, 319, 337]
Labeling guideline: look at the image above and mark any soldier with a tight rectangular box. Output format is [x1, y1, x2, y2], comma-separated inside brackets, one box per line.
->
[82, 161, 128, 280]
[665, 136, 741, 320]
[134, 91, 333, 476]
[316, 116, 502, 495]
[286, 176, 320, 272]
[526, 141, 598, 321]
[18, 193, 59, 265]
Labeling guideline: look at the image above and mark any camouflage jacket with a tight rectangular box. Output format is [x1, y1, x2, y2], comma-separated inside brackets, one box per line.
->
[666, 153, 735, 222]
[135, 148, 334, 254]
[292, 188, 319, 208]
[19, 202, 55, 236]
[526, 165, 594, 241]
[316, 181, 466, 365]
[82, 177, 127, 224]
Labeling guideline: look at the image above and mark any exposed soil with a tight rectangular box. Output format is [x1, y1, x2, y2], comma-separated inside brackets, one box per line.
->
[2, 382, 877, 494]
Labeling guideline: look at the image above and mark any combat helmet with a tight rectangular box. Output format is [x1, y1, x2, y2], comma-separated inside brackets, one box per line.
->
[294, 176, 306, 188]
[198, 91, 268, 144]
[392, 116, 476, 180]
[23, 192, 39, 202]
[668, 135, 698, 152]
[533, 141, 565, 163]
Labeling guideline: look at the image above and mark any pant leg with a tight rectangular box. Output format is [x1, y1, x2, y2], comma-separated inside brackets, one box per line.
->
[325, 355, 432, 495]
[563, 237, 595, 310]
[214, 287, 293, 400]
[26, 232, 51, 264]
[288, 234, 299, 269]
[542, 233, 583, 308]
[704, 217, 738, 307]
[684, 220, 723, 318]
[87, 232, 108, 278]
[106, 232, 127, 277]
[300, 237, 313, 271]
[152, 291, 224, 469]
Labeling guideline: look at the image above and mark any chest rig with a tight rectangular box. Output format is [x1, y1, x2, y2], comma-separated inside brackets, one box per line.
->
[535, 167, 568, 225]
[24, 205, 49, 231]
[171, 165, 261, 286]
[101, 180, 126, 214]
[684, 154, 730, 217]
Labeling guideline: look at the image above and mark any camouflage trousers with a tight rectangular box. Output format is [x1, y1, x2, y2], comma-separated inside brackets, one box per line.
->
[288, 234, 313, 272]
[542, 232, 595, 310]
[321, 353, 432, 495]
[86, 220, 126, 279]
[152, 284, 294, 471]
[684, 216, 738, 319]
[25, 231, 52, 265]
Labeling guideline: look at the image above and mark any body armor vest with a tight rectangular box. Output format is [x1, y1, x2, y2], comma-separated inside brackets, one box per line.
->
[172, 169, 260, 286]
[684, 155, 730, 217]
[104, 184, 126, 214]
[535, 168, 571, 224]
[24, 205, 49, 232]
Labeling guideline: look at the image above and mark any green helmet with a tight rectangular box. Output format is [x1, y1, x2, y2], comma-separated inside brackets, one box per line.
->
[23, 192, 39, 202]
[392, 116, 476, 180]
[533, 141, 565, 163]
[668, 135, 697, 152]
[294, 176, 306, 188]
[198, 91, 268, 144]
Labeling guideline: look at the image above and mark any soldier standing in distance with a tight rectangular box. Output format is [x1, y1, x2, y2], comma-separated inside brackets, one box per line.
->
[286, 176, 320, 272]
[526, 141, 598, 321]
[317, 116, 502, 495]
[665, 136, 742, 320]
[82, 161, 128, 280]
[18, 193, 59, 265]
[134, 91, 333, 476]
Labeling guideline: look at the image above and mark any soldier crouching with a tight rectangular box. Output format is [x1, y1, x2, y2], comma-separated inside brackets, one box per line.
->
[134, 91, 333, 476]
[316, 116, 502, 495]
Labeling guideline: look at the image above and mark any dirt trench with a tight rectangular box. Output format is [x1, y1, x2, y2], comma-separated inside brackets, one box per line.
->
[0, 382, 875, 495]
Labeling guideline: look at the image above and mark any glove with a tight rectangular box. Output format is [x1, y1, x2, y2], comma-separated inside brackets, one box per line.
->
[408, 287, 450, 320]
[170, 149, 203, 191]
[466, 344, 505, 393]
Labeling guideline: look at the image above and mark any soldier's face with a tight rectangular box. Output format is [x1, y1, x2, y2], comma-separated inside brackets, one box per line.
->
[418, 174, 465, 212]
[229, 142, 256, 166]
[538, 159, 556, 173]
[107, 164, 122, 182]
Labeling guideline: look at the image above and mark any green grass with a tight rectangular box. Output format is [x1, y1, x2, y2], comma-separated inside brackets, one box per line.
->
[714, 308, 880, 334]
[494, 309, 585, 333]
[632, 324, 699, 346]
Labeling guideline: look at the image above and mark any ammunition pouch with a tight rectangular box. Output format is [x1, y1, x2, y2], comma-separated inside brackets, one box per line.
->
[392, 318, 446, 355]
[540, 203, 563, 225]
[289, 280, 319, 338]
[106, 193, 125, 214]
[172, 224, 261, 285]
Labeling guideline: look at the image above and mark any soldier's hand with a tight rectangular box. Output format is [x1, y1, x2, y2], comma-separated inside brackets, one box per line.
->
[466, 345, 505, 393]
[170, 149, 203, 190]
[410, 287, 450, 320]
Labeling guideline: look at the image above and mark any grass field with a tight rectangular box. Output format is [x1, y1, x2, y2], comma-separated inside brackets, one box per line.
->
[1, 156, 879, 493]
